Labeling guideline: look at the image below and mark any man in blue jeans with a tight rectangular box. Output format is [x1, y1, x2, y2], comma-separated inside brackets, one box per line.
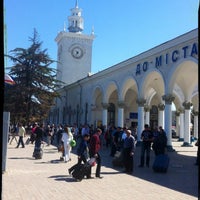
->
[138, 124, 153, 167]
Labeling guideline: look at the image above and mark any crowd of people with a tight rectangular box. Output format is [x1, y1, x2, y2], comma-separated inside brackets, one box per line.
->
[8, 121, 199, 179]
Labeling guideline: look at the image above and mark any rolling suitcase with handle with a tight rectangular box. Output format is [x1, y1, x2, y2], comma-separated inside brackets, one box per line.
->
[71, 163, 91, 181]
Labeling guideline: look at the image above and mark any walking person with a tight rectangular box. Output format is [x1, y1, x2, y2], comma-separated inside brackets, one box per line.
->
[9, 124, 18, 145]
[68, 134, 92, 178]
[89, 128, 103, 178]
[32, 123, 45, 159]
[61, 126, 73, 162]
[122, 129, 136, 174]
[16, 123, 26, 148]
[138, 124, 154, 167]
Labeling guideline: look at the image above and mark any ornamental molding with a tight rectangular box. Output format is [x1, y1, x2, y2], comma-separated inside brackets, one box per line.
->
[101, 103, 109, 109]
[162, 94, 175, 104]
[182, 101, 193, 110]
[118, 101, 125, 108]
[136, 98, 146, 107]
[158, 103, 165, 111]
[144, 105, 150, 112]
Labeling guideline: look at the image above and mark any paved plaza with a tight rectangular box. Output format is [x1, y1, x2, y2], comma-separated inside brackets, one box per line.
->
[2, 136, 199, 200]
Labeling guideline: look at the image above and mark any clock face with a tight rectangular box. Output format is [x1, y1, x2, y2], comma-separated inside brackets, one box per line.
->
[71, 47, 83, 59]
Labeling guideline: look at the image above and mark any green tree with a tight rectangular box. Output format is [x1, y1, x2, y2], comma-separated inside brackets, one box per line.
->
[4, 29, 63, 124]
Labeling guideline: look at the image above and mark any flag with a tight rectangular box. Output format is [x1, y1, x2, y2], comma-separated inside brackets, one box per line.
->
[4, 74, 15, 85]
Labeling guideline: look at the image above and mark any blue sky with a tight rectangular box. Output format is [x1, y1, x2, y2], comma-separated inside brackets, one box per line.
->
[4, 0, 199, 73]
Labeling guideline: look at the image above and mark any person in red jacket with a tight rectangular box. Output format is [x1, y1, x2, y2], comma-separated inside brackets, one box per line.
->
[89, 128, 103, 178]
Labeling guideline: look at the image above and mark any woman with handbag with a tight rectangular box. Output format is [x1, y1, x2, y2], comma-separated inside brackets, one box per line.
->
[61, 126, 73, 162]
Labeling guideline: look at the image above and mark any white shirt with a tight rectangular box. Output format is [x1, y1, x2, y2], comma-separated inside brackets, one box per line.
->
[62, 131, 73, 145]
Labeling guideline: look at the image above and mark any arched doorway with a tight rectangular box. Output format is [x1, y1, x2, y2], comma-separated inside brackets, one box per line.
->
[108, 103, 115, 125]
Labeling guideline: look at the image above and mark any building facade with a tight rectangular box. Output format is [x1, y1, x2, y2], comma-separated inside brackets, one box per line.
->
[49, 1, 198, 150]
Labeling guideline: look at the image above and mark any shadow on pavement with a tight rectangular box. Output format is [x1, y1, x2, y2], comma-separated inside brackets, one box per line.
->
[9, 157, 34, 160]
[99, 145, 198, 198]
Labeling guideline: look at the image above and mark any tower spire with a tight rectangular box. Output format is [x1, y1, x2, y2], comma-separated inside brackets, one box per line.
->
[75, 0, 78, 8]
[68, 0, 83, 33]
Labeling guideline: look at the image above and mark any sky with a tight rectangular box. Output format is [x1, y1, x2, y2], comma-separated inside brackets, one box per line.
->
[4, 0, 199, 74]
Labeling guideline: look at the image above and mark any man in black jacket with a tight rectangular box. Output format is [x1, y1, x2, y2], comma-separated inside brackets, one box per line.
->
[138, 124, 153, 167]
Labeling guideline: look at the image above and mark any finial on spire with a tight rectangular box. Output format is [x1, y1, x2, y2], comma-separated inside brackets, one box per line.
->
[75, 0, 78, 8]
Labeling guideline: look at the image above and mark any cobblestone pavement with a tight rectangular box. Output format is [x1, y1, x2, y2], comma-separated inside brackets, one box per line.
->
[2, 137, 199, 200]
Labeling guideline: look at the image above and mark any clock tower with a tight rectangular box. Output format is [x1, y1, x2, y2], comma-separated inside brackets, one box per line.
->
[55, 0, 95, 85]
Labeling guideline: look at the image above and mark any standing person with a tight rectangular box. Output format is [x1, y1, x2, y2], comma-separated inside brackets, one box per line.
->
[16, 123, 26, 148]
[89, 128, 103, 178]
[152, 126, 167, 156]
[138, 124, 154, 167]
[73, 123, 80, 142]
[81, 124, 90, 137]
[33, 123, 45, 158]
[122, 129, 136, 174]
[110, 127, 121, 156]
[56, 124, 64, 149]
[104, 126, 112, 148]
[30, 123, 37, 144]
[195, 138, 200, 166]
[46, 124, 52, 146]
[68, 134, 92, 178]
[50, 124, 56, 145]
[61, 126, 73, 162]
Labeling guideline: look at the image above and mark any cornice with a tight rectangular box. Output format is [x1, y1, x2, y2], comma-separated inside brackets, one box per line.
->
[55, 31, 95, 43]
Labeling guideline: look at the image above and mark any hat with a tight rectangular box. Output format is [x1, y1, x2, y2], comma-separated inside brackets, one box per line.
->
[126, 129, 131, 134]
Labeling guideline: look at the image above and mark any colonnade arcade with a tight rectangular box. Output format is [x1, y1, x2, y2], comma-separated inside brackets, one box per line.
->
[91, 59, 198, 150]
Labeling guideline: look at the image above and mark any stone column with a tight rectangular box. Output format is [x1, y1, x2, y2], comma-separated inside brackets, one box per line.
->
[158, 103, 165, 128]
[178, 108, 184, 141]
[175, 111, 180, 138]
[117, 101, 125, 128]
[101, 103, 109, 128]
[162, 94, 175, 151]
[182, 101, 193, 146]
[136, 98, 146, 143]
[193, 111, 199, 139]
[144, 105, 150, 125]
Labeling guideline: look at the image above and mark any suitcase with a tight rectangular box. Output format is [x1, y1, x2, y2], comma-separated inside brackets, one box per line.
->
[72, 163, 91, 181]
[25, 137, 30, 145]
[33, 147, 43, 159]
[152, 154, 169, 173]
